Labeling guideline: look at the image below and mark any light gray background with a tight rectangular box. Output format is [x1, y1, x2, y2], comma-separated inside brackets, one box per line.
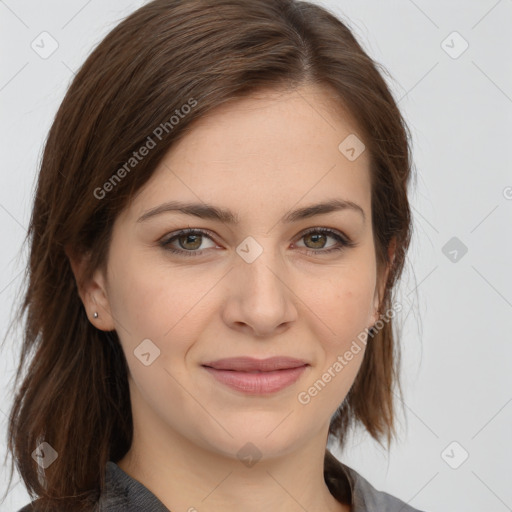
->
[1, 1, 511, 511]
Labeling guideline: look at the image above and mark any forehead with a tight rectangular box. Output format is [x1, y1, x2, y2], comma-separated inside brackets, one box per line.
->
[127, 84, 372, 225]
[171, 83, 366, 161]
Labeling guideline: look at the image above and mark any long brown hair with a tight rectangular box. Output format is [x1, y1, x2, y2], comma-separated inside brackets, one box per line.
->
[3, 0, 415, 509]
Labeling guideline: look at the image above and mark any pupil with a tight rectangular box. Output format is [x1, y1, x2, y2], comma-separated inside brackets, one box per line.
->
[182, 234, 201, 249]
[308, 233, 325, 248]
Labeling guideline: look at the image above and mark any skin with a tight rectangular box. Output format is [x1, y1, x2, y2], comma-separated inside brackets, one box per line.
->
[69, 83, 394, 512]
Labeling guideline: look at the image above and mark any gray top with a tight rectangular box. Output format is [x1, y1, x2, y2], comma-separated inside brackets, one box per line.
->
[18, 450, 426, 511]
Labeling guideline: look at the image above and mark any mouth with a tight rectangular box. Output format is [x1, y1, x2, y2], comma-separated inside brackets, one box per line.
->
[201, 356, 308, 372]
[201, 357, 309, 394]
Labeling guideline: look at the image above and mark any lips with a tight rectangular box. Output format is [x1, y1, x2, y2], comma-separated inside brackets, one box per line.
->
[202, 357, 309, 394]
[201, 356, 308, 372]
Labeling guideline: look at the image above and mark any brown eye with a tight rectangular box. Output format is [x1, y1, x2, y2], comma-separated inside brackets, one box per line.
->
[160, 227, 356, 258]
[160, 228, 216, 256]
[303, 232, 329, 249]
[296, 228, 356, 256]
[176, 233, 203, 251]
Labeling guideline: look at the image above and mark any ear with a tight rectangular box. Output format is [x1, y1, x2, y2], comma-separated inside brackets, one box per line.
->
[371, 236, 397, 326]
[65, 245, 116, 331]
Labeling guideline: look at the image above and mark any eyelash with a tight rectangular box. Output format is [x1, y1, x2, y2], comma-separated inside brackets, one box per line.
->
[159, 227, 356, 257]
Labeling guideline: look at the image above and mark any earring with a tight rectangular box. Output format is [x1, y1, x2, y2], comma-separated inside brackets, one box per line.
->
[93, 312, 98, 319]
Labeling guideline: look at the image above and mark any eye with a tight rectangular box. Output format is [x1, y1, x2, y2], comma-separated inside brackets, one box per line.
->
[294, 227, 356, 255]
[159, 227, 356, 257]
[160, 228, 216, 257]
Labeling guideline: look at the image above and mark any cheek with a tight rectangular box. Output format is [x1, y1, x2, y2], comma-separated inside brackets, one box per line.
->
[109, 246, 199, 332]
[107, 252, 226, 385]
[295, 280, 372, 416]
[108, 265, 202, 417]
[300, 264, 375, 403]
[305, 265, 376, 343]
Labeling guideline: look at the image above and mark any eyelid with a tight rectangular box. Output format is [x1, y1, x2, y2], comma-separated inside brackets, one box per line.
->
[160, 226, 351, 243]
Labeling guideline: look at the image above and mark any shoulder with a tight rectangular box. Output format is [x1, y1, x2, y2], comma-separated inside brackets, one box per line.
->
[16, 499, 99, 512]
[324, 450, 428, 512]
[341, 463, 428, 512]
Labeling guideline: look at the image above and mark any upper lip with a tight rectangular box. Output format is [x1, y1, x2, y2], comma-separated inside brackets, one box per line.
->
[202, 356, 309, 372]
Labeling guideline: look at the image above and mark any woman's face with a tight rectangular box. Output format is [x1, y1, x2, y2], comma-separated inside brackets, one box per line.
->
[83, 84, 389, 460]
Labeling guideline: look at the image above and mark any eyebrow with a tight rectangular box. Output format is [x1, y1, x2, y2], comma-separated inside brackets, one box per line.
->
[136, 198, 366, 225]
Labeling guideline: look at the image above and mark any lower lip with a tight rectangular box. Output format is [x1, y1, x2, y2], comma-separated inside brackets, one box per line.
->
[202, 365, 308, 394]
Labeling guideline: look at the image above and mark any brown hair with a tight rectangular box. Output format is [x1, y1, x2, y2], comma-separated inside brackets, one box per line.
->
[3, 0, 415, 509]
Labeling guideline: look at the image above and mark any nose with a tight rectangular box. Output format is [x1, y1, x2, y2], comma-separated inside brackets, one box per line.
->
[221, 247, 298, 338]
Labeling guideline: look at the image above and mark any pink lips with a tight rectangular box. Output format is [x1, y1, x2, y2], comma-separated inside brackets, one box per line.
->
[202, 356, 309, 394]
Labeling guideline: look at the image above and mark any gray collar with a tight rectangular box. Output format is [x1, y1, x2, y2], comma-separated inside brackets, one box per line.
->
[98, 450, 423, 512]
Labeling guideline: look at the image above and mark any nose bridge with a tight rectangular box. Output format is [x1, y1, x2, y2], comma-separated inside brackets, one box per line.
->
[236, 234, 286, 297]
[227, 234, 295, 332]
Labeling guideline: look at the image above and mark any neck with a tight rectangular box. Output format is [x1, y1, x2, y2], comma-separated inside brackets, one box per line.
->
[117, 407, 350, 512]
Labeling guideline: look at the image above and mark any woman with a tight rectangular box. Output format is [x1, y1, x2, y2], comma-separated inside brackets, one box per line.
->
[5, 0, 423, 510]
